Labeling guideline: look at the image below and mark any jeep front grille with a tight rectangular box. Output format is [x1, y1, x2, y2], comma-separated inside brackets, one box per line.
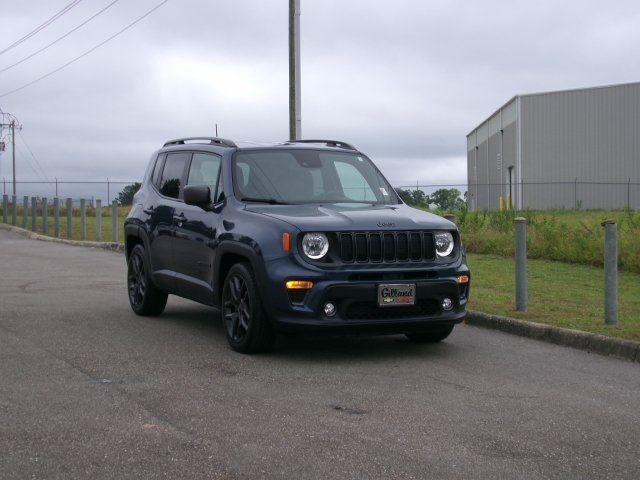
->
[337, 231, 435, 263]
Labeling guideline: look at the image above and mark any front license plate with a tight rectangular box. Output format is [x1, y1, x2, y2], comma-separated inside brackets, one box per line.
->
[378, 284, 416, 307]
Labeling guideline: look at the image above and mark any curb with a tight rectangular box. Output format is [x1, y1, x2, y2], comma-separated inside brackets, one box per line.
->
[0, 223, 124, 253]
[466, 311, 640, 363]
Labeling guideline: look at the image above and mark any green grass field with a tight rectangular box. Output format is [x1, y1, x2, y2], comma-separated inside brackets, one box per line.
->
[467, 253, 640, 341]
[428, 209, 640, 273]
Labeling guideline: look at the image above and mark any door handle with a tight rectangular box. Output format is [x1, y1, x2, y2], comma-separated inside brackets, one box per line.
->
[143, 206, 155, 215]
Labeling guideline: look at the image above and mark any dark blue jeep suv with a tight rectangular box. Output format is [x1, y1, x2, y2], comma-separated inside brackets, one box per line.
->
[125, 137, 470, 353]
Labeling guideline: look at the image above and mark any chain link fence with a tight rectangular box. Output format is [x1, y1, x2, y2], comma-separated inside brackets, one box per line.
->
[395, 181, 640, 210]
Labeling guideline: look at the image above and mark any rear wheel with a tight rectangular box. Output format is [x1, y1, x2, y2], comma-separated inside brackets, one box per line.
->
[405, 325, 454, 343]
[127, 244, 167, 316]
[222, 262, 274, 353]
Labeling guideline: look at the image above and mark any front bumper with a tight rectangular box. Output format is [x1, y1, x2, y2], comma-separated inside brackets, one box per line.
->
[258, 254, 470, 334]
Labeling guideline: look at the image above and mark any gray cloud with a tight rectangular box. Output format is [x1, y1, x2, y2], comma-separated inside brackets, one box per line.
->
[1, 0, 639, 199]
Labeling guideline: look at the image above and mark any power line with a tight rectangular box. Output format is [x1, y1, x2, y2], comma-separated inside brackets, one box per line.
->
[0, 1, 84, 56]
[15, 144, 45, 181]
[0, 0, 171, 99]
[18, 131, 51, 183]
[0, 0, 121, 75]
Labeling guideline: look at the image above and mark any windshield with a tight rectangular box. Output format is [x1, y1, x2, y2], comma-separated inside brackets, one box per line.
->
[233, 149, 400, 205]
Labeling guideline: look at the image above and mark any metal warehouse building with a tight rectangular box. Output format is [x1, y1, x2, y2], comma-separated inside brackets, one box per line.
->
[466, 81, 640, 210]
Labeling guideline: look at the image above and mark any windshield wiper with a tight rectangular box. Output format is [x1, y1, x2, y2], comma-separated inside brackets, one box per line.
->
[240, 197, 290, 205]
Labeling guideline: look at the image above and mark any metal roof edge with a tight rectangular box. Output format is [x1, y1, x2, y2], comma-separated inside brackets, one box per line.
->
[466, 95, 519, 137]
[518, 79, 640, 99]
[467, 80, 640, 137]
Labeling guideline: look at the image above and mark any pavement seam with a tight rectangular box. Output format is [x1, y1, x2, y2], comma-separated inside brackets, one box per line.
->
[466, 311, 640, 364]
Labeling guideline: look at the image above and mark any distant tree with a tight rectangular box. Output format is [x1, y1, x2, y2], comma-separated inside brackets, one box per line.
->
[429, 188, 466, 211]
[396, 188, 429, 208]
[116, 182, 142, 206]
[396, 188, 414, 205]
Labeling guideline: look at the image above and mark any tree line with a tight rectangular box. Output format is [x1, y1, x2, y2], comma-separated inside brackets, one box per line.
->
[395, 187, 467, 212]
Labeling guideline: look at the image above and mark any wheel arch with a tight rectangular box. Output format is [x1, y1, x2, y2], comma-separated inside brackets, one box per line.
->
[214, 241, 268, 306]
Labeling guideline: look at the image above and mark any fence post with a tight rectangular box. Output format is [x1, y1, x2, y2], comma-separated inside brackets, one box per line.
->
[111, 201, 118, 243]
[602, 220, 618, 326]
[2, 194, 7, 223]
[22, 196, 28, 228]
[42, 198, 48, 235]
[515, 217, 528, 312]
[96, 199, 102, 241]
[31, 197, 37, 232]
[66, 198, 73, 239]
[54, 198, 60, 237]
[11, 195, 17, 226]
[80, 198, 86, 241]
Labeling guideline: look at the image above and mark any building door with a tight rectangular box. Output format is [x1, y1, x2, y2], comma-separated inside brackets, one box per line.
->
[507, 166, 515, 209]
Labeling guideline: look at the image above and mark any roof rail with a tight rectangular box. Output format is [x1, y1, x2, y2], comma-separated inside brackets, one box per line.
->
[290, 139, 356, 150]
[163, 137, 237, 148]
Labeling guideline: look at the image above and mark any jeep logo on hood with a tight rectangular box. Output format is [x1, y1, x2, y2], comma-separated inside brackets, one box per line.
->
[377, 222, 395, 227]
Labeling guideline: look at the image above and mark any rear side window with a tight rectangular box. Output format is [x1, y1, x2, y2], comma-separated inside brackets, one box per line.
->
[159, 152, 190, 199]
[151, 154, 166, 188]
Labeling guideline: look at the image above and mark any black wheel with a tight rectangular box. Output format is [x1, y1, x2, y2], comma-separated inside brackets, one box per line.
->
[127, 244, 167, 316]
[222, 262, 274, 353]
[405, 325, 454, 343]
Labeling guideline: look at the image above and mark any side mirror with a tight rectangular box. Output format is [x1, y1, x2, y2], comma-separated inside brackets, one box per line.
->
[184, 185, 211, 207]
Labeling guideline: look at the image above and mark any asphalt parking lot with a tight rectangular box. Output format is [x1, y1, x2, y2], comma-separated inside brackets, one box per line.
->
[0, 229, 639, 479]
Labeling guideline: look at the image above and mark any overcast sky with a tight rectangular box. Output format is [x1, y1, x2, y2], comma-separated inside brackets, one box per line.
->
[1, 0, 639, 199]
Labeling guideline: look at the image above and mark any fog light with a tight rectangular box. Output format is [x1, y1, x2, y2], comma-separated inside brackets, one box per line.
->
[441, 298, 454, 311]
[324, 302, 336, 317]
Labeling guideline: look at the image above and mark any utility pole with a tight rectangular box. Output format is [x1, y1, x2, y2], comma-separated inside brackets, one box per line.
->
[0, 113, 21, 196]
[288, 0, 301, 140]
[11, 120, 15, 196]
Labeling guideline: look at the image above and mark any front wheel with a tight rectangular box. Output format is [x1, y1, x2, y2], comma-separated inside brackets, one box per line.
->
[405, 325, 454, 343]
[127, 244, 168, 316]
[222, 262, 274, 353]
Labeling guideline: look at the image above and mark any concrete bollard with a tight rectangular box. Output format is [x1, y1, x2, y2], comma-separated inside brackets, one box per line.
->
[602, 220, 618, 326]
[22, 196, 28, 228]
[80, 199, 86, 240]
[111, 201, 118, 243]
[66, 198, 73, 239]
[42, 198, 48, 235]
[2, 194, 7, 223]
[31, 197, 37, 232]
[96, 199, 102, 242]
[515, 217, 528, 312]
[11, 195, 17, 226]
[54, 198, 60, 237]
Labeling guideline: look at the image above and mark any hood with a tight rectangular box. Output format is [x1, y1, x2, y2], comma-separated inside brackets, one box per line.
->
[244, 203, 455, 232]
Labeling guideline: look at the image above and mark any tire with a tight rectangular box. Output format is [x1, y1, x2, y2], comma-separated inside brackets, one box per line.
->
[405, 325, 454, 343]
[222, 262, 274, 353]
[127, 244, 168, 316]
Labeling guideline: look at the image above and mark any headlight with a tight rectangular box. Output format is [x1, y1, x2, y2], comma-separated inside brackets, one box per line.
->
[302, 232, 329, 259]
[434, 231, 454, 257]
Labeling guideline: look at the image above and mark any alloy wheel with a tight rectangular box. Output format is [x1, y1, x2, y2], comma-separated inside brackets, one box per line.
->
[223, 273, 251, 342]
[128, 252, 146, 307]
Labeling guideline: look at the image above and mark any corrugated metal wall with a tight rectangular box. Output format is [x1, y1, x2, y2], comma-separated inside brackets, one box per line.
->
[467, 82, 640, 210]
[466, 99, 518, 210]
[520, 82, 640, 209]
